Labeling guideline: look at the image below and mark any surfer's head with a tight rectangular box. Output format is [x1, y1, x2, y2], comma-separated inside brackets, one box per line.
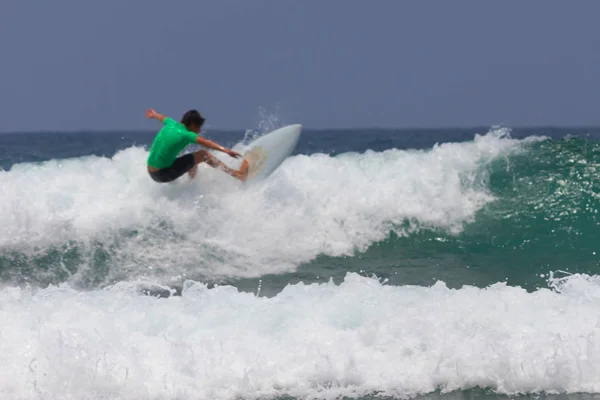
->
[181, 110, 205, 133]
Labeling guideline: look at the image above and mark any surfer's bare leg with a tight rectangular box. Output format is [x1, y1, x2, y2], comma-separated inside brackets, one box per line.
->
[193, 150, 248, 181]
[188, 164, 198, 179]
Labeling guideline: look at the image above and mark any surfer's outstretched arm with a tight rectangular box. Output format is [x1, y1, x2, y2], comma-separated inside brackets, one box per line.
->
[195, 136, 242, 159]
[145, 108, 167, 123]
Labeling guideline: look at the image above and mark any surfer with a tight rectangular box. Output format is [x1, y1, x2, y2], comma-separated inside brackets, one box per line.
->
[145, 108, 249, 183]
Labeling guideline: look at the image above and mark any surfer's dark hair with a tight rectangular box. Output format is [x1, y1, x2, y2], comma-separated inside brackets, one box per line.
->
[181, 110, 205, 128]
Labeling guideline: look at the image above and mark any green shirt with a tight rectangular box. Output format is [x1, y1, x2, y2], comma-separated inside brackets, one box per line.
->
[147, 117, 198, 169]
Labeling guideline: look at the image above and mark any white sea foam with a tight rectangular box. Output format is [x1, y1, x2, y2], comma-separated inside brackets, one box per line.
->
[0, 129, 542, 282]
[0, 272, 599, 399]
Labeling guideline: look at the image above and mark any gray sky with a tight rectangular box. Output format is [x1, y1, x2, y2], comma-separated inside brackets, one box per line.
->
[1, 0, 599, 131]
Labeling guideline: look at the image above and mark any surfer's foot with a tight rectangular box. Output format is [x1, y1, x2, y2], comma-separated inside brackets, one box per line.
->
[236, 159, 249, 182]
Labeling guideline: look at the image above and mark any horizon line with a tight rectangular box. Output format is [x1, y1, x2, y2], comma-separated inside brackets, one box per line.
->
[2, 123, 600, 135]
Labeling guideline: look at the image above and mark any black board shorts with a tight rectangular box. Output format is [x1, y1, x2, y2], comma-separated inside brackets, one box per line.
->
[149, 153, 196, 183]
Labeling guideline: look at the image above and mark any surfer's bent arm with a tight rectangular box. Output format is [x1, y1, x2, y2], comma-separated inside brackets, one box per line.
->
[145, 108, 167, 123]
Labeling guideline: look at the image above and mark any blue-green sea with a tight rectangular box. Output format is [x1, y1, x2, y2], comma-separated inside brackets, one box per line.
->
[2, 125, 600, 399]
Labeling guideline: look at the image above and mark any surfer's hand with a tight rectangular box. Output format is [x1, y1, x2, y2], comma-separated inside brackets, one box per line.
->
[145, 108, 157, 119]
[226, 150, 242, 158]
[146, 108, 166, 123]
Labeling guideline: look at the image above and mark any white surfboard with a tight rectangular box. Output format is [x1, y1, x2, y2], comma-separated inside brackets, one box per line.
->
[242, 124, 302, 183]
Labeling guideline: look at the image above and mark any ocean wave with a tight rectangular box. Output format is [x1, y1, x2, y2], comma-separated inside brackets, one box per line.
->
[1, 271, 600, 399]
[0, 129, 537, 286]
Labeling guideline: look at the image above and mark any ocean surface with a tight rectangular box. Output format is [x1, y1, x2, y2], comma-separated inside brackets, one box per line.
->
[2, 123, 600, 400]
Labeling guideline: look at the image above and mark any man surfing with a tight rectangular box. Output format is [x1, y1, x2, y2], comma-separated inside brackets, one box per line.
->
[145, 108, 249, 183]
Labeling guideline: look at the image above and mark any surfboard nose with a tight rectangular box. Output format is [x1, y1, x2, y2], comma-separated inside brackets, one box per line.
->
[288, 124, 302, 133]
